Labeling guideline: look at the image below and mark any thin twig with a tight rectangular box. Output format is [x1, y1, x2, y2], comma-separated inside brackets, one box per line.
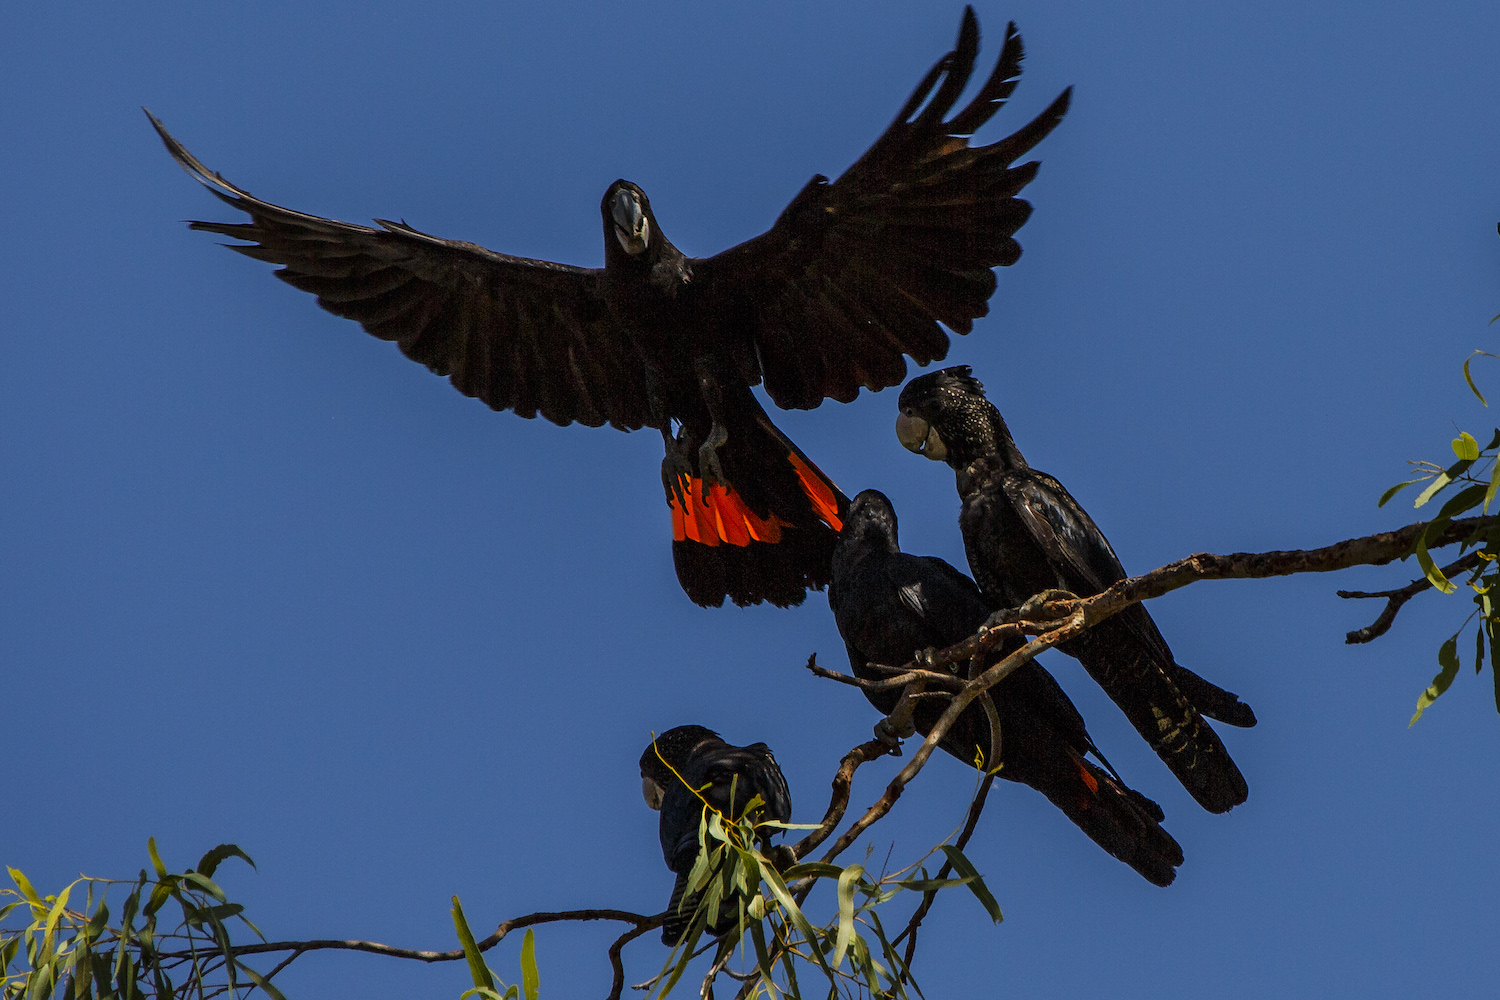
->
[606, 922, 658, 1000]
[790, 732, 893, 861]
[1338, 551, 1483, 643]
[156, 909, 660, 964]
[892, 774, 996, 974]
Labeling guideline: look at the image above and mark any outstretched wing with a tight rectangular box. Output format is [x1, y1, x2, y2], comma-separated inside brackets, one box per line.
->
[148, 112, 649, 431]
[695, 8, 1071, 410]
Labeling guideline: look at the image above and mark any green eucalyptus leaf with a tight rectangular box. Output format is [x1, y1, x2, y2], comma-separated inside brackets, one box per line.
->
[1410, 635, 1462, 726]
[1485, 462, 1500, 514]
[145, 839, 168, 880]
[781, 862, 844, 882]
[1378, 480, 1421, 507]
[179, 873, 226, 903]
[1454, 431, 1481, 461]
[193, 845, 254, 879]
[1414, 473, 1453, 509]
[1491, 621, 1500, 715]
[41, 884, 73, 955]
[233, 960, 287, 1000]
[450, 896, 496, 993]
[8, 869, 42, 908]
[750, 849, 836, 983]
[1414, 534, 1457, 595]
[1464, 356, 1488, 406]
[1478, 624, 1486, 675]
[519, 928, 539, 1000]
[830, 864, 864, 970]
[1435, 484, 1487, 520]
[938, 846, 1002, 924]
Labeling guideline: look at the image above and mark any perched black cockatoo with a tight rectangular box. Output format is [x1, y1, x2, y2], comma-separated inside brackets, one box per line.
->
[895, 367, 1256, 813]
[828, 490, 1183, 885]
[639, 725, 793, 946]
[146, 5, 1070, 609]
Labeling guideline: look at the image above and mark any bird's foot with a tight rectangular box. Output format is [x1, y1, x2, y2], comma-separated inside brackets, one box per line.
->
[874, 715, 915, 750]
[1018, 589, 1078, 621]
[661, 444, 693, 510]
[697, 422, 730, 502]
[913, 645, 954, 674]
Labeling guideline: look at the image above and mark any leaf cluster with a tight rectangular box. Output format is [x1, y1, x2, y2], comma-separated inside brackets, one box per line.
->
[1380, 351, 1500, 723]
[633, 782, 999, 1000]
[2, 841, 270, 1000]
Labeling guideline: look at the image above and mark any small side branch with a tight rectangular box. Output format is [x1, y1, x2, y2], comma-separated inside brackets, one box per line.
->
[1338, 551, 1483, 643]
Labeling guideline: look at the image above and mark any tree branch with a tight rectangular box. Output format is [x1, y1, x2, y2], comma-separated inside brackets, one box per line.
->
[157, 908, 660, 965]
[127, 514, 1495, 1000]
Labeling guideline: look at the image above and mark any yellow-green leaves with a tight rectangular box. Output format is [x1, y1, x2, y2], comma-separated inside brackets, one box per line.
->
[1454, 431, 1482, 461]
[452, 897, 528, 1000]
[3, 839, 262, 1000]
[519, 930, 539, 1000]
[938, 847, 1003, 924]
[1411, 635, 1463, 725]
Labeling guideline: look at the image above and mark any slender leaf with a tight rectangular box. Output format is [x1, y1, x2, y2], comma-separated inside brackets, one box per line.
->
[1410, 635, 1463, 726]
[894, 876, 975, 892]
[41, 884, 73, 957]
[146, 839, 168, 880]
[829, 865, 863, 970]
[1379, 480, 1421, 507]
[1435, 484, 1487, 521]
[1478, 624, 1486, 675]
[1464, 355, 1488, 406]
[937, 847, 1002, 924]
[780, 863, 844, 883]
[1414, 533, 1457, 595]
[7, 870, 42, 908]
[746, 917, 777, 991]
[1491, 621, 1500, 715]
[233, 960, 288, 1000]
[450, 896, 495, 993]
[179, 874, 225, 903]
[194, 846, 254, 879]
[1414, 472, 1453, 509]
[750, 849, 836, 984]
[1485, 462, 1500, 514]
[518, 928, 538, 1000]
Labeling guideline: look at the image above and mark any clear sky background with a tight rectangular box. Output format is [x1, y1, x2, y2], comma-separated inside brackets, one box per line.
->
[5, 2, 1499, 998]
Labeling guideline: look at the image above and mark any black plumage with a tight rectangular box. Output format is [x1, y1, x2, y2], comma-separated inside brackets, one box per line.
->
[895, 368, 1256, 814]
[639, 726, 792, 946]
[828, 490, 1183, 886]
[146, 6, 1069, 609]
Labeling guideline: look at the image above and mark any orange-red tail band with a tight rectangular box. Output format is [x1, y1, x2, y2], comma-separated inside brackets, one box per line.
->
[670, 478, 791, 547]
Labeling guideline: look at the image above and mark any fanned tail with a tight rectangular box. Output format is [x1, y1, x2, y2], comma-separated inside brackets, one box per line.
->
[670, 400, 848, 608]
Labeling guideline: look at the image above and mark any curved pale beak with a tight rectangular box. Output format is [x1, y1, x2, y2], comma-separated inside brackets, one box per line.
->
[895, 412, 947, 462]
[642, 776, 665, 810]
[612, 191, 649, 255]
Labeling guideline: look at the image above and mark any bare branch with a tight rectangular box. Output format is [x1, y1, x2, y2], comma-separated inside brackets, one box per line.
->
[606, 922, 658, 1000]
[157, 908, 660, 965]
[790, 731, 894, 861]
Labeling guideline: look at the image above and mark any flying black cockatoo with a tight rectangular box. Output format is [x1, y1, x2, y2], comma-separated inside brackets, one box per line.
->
[828, 490, 1183, 885]
[146, 6, 1070, 609]
[639, 725, 793, 947]
[894, 367, 1257, 813]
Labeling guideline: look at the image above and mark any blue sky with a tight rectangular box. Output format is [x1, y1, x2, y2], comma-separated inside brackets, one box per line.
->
[5, 2, 1499, 997]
